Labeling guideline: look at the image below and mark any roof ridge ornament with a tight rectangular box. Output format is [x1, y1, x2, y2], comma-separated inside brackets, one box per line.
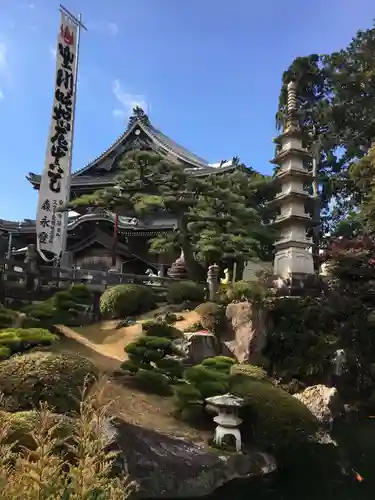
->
[128, 106, 150, 129]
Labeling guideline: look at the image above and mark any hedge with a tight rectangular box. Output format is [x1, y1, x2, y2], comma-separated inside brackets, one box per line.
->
[100, 284, 156, 319]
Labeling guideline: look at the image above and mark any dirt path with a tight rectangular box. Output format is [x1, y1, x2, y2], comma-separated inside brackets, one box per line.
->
[53, 320, 208, 443]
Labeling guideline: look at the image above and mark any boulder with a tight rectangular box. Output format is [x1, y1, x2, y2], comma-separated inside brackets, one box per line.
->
[224, 302, 267, 363]
[110, 419, 276, 498]
[293, 384, 343, 428]
[174, 332, 218, 365]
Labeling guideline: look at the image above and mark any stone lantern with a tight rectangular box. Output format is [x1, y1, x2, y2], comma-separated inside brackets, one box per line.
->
[205, 393, 244, 452]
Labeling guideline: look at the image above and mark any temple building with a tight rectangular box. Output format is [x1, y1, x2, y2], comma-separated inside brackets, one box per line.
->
[1, 107, 241, 274]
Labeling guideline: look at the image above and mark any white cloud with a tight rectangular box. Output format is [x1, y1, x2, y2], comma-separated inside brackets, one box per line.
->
[112, 79, 147, 120]
[88, 21, 119, 36]
[0, 89, 4, 101]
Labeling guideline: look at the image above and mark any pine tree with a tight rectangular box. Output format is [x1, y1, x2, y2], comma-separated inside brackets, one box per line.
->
[70, 150, 274, 280]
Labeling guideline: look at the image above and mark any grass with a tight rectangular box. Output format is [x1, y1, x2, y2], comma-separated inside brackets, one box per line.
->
[0, 385, 137, 500]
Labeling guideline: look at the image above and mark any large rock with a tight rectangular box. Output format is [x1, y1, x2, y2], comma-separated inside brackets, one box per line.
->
[293, 385, 343, 428]
[174, 332, 218, 365]
[110, 420, 276, 498]
[224, 302, 267, 363]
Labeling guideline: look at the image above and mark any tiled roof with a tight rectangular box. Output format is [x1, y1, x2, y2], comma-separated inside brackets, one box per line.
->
[26, 107, 237, 187]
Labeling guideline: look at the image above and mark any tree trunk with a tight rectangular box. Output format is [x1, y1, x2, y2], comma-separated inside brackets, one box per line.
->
[177, 216, 205, 281]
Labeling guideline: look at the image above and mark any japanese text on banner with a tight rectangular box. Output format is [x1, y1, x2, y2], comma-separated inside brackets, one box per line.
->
[36, 12, 77, 257]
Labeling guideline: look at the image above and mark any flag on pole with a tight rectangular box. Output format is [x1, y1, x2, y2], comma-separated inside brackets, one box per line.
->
[36, 11, 78, 260]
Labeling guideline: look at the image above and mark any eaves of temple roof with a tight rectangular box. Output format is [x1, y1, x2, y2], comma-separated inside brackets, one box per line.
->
[26, 107, 238, 189]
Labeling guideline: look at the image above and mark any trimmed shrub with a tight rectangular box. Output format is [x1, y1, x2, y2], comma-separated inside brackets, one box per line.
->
[0, 345, 11, 360]
[120, 360, 139, 374]
[184, 364, 229, 385]
[0, 328, 57, 354]
[125, 336, 177, 364]
[142, 319, 181, 339]
[195, 302, 225, 334]
[230, 363, 270, 382]
[230, 377, 320, 460]
[68, 284, 93, 304]
[155, 357, 184, 380]
[173, 384, 203, 410]
[100, 284, 156, 319]
[201, 356, 235, 374]
[167, 281, 205, 304]
[0, 352, 98, 413]
[134, 369, 171, 395]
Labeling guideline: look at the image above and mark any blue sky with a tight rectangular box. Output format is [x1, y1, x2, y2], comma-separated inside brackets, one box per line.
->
[0, 0, 373, 221]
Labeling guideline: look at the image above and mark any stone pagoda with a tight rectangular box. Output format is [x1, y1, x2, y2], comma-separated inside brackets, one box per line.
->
[269, 81, 315, 288]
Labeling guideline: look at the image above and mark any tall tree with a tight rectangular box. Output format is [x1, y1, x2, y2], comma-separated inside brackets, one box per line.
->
[69, 151, 274, 280]
[276, 22, 375, 234]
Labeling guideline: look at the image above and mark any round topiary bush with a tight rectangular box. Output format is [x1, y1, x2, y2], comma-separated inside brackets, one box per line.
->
[134, 369, 171, 395]
[167, 281, 205, 305]
[230, 377, 320, 461]
[195, 302, 225, 334]
[0, 352, 98, 413]
[100, 284, 156, 319]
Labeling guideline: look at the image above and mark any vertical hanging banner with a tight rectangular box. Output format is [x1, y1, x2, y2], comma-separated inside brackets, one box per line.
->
[36, 11, 78, 258]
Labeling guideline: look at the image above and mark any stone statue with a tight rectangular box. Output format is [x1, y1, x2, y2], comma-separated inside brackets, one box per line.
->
[207, 264, 220, 302]
[220, 268, 230, 285]
[332, 349, 347, 377]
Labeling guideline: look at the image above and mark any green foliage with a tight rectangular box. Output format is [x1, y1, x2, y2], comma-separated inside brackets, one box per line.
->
[231, 378, 320, 461]
[227, 279, 270, 303]
[120, 359, 139, 374]
[154, 357, 184, 380]
[0, 351, 98, 413]
[0, 308, 18, 328]
[134, 369, 171, 395]
[0, 346, 11, 360]
[123, 335, 183, 392]
[277, 23, 375, 232]
[167, 281, 205, 304]
[230, 363, 270, 382]
[142, 319, 181, 339]
[0, 328, 57, 353]
[100, 284, 156, 319]
[173, 384, 203, 411]
[183, 320, 203, 333]
[125, 336, 177, 364]
[69, 150, 274, 280]
[195, 302, 225, 334]
[263, 237, 375, 395]
[201, 356, 235, 374]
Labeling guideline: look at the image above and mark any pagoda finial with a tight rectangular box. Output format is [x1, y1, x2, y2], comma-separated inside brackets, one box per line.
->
[286, 80, 299, 132]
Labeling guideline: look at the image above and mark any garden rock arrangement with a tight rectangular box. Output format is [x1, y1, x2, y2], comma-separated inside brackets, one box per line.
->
[224, 301, 268, 363]
[111, 419, 276, 498]
[294, 385, 343, 428]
